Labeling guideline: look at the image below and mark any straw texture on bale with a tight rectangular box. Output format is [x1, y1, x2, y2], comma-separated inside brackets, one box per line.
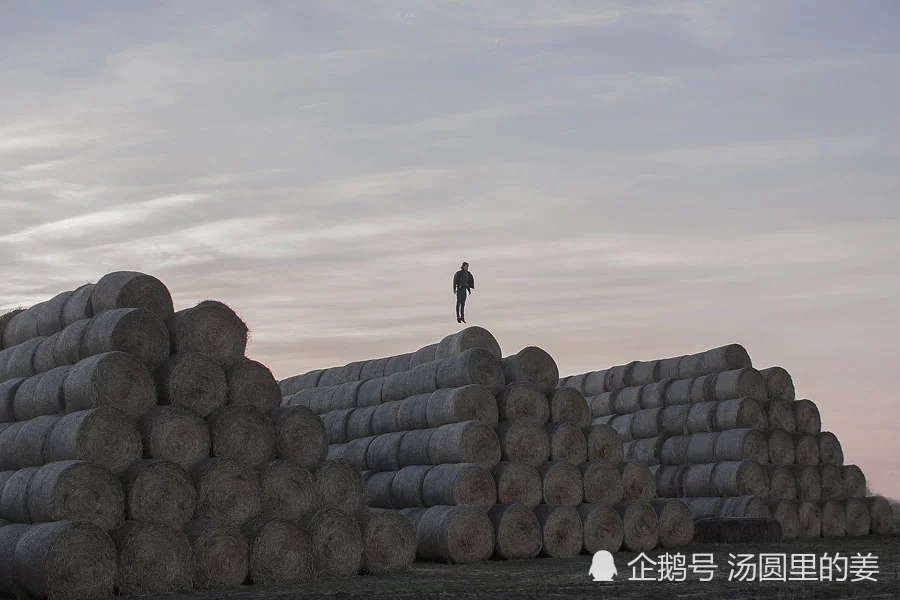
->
[156, 352, 227, 417]
[243, 516, 312, 583]
[793, 399, 821, 434]
[0, 310, 25, 349]
[123, 460, 195, 527]
[549, 387, 590, 427]
[0, 378, 24, 422]
[328, 437, 374, 469]
[497, 382, 550, 424]
[0, 467, 40, 523]
[533, 504, 582, 558]
[495, 420, 550, 467]
[581, 460, 624, 505]
[651, 465, 685, 498]
[543, 422, 587, 465]
[650, 499, 694, 549]
[115, 520, 193, 595]
[191, 458, 261, 525]
[208, 405, 276, 468]
[584, 424, 624, 464]
[614, 501, 659, 552]
[538, 462, 583, 506]
[866, 496, 894, 535]
[1, 415, 61, 470]
[11, 370, 61, 422]
[432, 348, 505, 392]
[624, 437, 664, 466]
[315, 459, 365, 515]
[2, 338, 43, 380]
[422, 463, 497, 509]
[820, 464, 843, 500]
[619, 461, 656, 501]
[91, 271, 174, 320]
[428, 421, 501, 468]
[31, 334, 59, 374]
[843, 499, 871, 537]
[713, 368, 766, 402]
[409, 505, 494, 564]
[82, 308, 170, 367]
[819, 431, 844, 466]
[390, 465, 432, 508]
[426, 385, 498, 428]
[64, 352, 157, 422]
[259, 460, 320, 520]
[61, 284, 94, 327]
[13, 521, 117, 600]
[767, 499, 800, 541]
[0, 522, 29, 598]
[183, 519, 249, 589]
[792, 465, 822, 500]
[841, 465, 866, 499]
[359, 509, 417, 574]
[767, 400, 796, 433]
[715, 428, 769, 463]
[578, 503, 624, 554]
[715, 397, 767, 431]
[167, 301, 248, 367]
[759, 367, 795, 402]
[792, 433, 820, 466]
[270, 405, 328, 470]
[765, 465, 798, 500]
[24, 460, 124, 530]
[487, 503, 542, 560]
[44, 407, 142, 474]
[366, 431, 405, 471]
[307, 508, 363, 579]
[798, 500, 822, 539]
[363, 471, 396, 508]
[720, 496, 771, 519]
[501, 347, 559, 393]
[436, 326, 502, 360]
[493, 462, 542, 508]
[819, 500, 847, 537]
[52, 319, 90, 367]
[139, 405, 211, 469]
[323, 408, 353, 444]
[631, 407, 662, 439]
[692, 517, 782, 545]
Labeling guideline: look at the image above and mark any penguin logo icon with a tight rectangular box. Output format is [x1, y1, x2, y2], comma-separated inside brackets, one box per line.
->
[589, 550, 617, 582]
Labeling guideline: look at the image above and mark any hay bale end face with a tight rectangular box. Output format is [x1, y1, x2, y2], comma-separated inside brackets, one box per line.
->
[259, 459, 321, 520]
[167, 301, 249, 367]
[495, 420, 550, 467]
[271, 405, 328, 470]
[208, 405, 276, 469]
[123, 460, 196, 528]
[359, 509, 417, 574]
[155, 352, 228, 418]
[183, 519, 249, 589]
[502, 347, 559, 393]
[82, 308, 170, 368]
[191, 458, 261, 526]
[307, 508, 363, 580]
[90, 271, 174, 320]
[243, 516, 313, 584]
[497, 382, 550, 425]
[413, 505, 495, 564]
[139, 405, 211, 470]
[115, 521, 193, 595]
[533, 504, 582, 558]
[315, 459, 365, 515]
[26, 460, 125, 530]
[44, 407, 143, 474]
[493, 461, 542, 508]
[422, 463, 497, 509]
[487, 503, 542, 560]
[578, 503, 624, 554]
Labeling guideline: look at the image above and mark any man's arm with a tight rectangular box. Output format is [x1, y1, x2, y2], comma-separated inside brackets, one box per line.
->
[452, 271, 459, 293]
[469, 273, 475, 292]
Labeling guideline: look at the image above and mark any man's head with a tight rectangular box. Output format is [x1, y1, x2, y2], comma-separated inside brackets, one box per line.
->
[461, 262, 469, 271]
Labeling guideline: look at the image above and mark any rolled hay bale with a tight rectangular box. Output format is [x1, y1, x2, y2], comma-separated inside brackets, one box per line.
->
[271, 405, 327, 470]
[650, 499, 694, 549]
[398, 429, 435, 466]
[317, 364, 352, 388]
[26, 460, 125, 530]
[258, 459, 320, 519]
[584, 424, 624, 465]
[676, 353, 703, 379]
[426, 385, 498, 428]
[390, 465, 432, 508]
[25, 337, 55, 379]
[315, 459, 365, 515]
[819, 499, 847, 537]
[435, 326, 502, 360]
[429, 420, 501, 468]
[685, 497, 725, 520]
[139, 405, 210, 469]
[680, 463, 716, 497]
[685, 401, 716, 434]
[0, 309, 25, 349]
[384, 354, 412, 376]
[659, 404, 689, 436]
[396, 394, 430, 431]
[699, 343, 753, 374]
[501, 347, 559, 393]
[488, 502, 542, 559]
[684, 432, 719, 464]
[122, 459, 196, 527]
[282, 369, 324, 395]
[578, 503, 624, 554]
[793, 398, 821, 434]
[35, 292, 74, 338]
[606, 362, 638, 392]
[225, 357, 281, 413]
[407, 362, 441, 397]
[841, 465, 866, 499]
[243, 516, 313, 583]
[90, 270, 174, 319]
[545, 422, 587, 465]
[581, 460, 624, 505]
[323, 408, 353, 445]
[423, 463, 496, 509]
[692, 517, 782, 544]
[359, 357, 389, 381]
[631, 407, 662, 439]
[759, 367, 795, 402]
[0, 378, 25, 422]
[798, 500, 822, 539]
[208, 405, 276, 468]
[436, 348, 505, 391]
[767, 428, 795, 465]
[306, 507, 363, 579]
[166, 300, 248, 367]
[44, 407, 142, 474]
[714, 368, 767, 403]
[652, 465, 685, 498]
[532, 504, 582, 558]
[819, 464, 843, 500]
[587, 391, 615, 417]
[639, 379, 671, 409]
[52, 319, 90, 367]
[582, 370, 609, 396]
[866, 496, 894, 535]
[594, 413, 633, 442]
[619, 461, 656, 501]
[345, 405, 377, 440]
[657, 356, 683, 381]
[493, 462, 542, 508]
[720, 496, 771, 519]
[371, 401, 402, 436]
[362, 470, 396, 508]
[4, 415, 61, 470]
[81, 308, 170, 367]
[844, 498, 871, 537]
[713, 461, 769, 497]
[359, 509, 417, 574]
[13, 520, 117, 600]
[549, 387, 590, 427]
[19, 366, 71, 422]
[664, 377, 695, 405]
[689, 374, 718, 404]
[537, 461, 583, 506]
[714, 397, 767, 430]
[765, 465, 798, 500]
[0, 467, 40, 522]
[191, 458, 261, 525]
[614, 501, 659, 552]
[495, 419, 550, 467]
[183, 519, 249, 589]
[2, 307, 40, 350]
[328, 437, 374, 469]
[630, 360, 660, 387]
[366, 431, 406, 471]
[767, 399, 796, 433]
[715, 428, 769, 463]
[611, 386, 643, 415]
[60, 283, 95, 327]
[115, 521, 193, 595]
[819, 431, 844, 466]
[63, 351, 156, 421]
[624, 437, 664, 466]
[155, 352, 227, 418]
[412, 505, 494, 564]
[0, 522, 29, 597]
[792, 433, 820, 466]
[792, 465, 822, 500]
[3, 337, 44, 379]
[497, 381, 550, 425]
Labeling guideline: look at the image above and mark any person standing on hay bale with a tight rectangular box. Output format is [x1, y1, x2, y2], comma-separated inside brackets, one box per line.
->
[453, 262, 475, 324]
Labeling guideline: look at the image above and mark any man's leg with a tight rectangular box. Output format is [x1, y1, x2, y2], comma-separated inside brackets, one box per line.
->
[456, 293, 462, 321]
[457, 290, 467, 322]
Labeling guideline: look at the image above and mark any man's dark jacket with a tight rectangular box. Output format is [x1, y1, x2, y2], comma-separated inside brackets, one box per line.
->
[453, 270, 474, 293]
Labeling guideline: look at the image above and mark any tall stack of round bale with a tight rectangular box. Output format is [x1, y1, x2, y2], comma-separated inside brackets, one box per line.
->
[280, 327, 693, 564]
[0, 272, 412, 600]
[558, 344, 894, 543]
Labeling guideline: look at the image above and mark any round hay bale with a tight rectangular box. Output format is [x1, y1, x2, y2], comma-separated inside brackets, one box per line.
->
[767, 499, 800, 541]
[426, 385, 498, 428]
[798, 500, 822, 539]
[384, 354, 412, 376]
[765, 465, 798, 500]
[315, 459, 365, 515]
[714, 368, 766, 402]
[538, 461, 582, 506]
[52, 319, 90, 367]
[398, 429, 434, 466]
[14, 520, 116, 600]
[630, 360, 660, 387]
[841, 465, 866, 499]
[767, 399, 796, 433]
[0, 309, 25, 349]
[581, 460, 624, 505]
[359, 357, 389, 381]
[492, 462, 542, 508]
[115, 520, 192, 595]
[715, 428, 769, 463]
[44, 407, 142, 474]
[665, 378, 695, 405]
[353, 378, 383, 408]
[139, 405, 210, 469]
[414, 505, 494, 564]
[317, 365, 350, 388]
[819, 464, 843, 500]
[767, 428, 795, 465]
[0, 467, 40, 522]
[685, 401, 716, 433]
[650, 499, 693, 549]
[721, 496, 771, 519]
[286, 368, 325, 393]
[606, 362, 637, 391]
[866, 496, 894, 535]
[487, 502, 541, 559]
[6, 415, 61, 469]
[680, 463, 716, 497]
[380, 370, 410, 403]
[685, 497, 725, 519]
[587, 391, 615, 417]
[582, 370, 607, 396]
[22, 366, 71, 421]
[652, 465, 685, 498]
[371, 402, 402, 436]
[191, 457, 261, 525]
[544, 422, 587, 465]
[659, 405, 689, 436]
[612, 386, 642, 414]
[155, 352, 227, 418]
[793, 398, 821, 434]
[0, 522, 29, 598]
[595, 414, 633, 442]
[759, 367, 795, 402]
[60, 283, 95, 327]
[123, 460, 196, 527]
[549, 387, 590, 427]
[700, 343, 752, 374]
[532, 504, 582, 558]
[64, 351, 156, 421]
[429, 421, 501, 468]
[26, 461, 125, 530]
[225, 357, 281, 413]
[792, 465, 822, 500]
[843, 499, 871, 537]
[396, 394, 430, 431]
[0, 378, 25, 422]
[391, 465, 432, 508]
[639, 379, 671, 409]
[614, 501, 659, 552]
[167, 301, 248, 367]
[684, 432, 719, 464]
[631, 407, 662, 439]
[676, 353, 703, 379]
[323, 408, 353, 444]
[327, 437, 374, 469]
[712, 461, 769, 497]
[497, 381, 549, 425]
[436, 348, 505, 391]
[345, 405, 377, 441]
[423, 463, 496, 509]
[307, 507, 362, 579]
[578, 503, 623, 554]
[495, 420, 549, 467]
[243, 516, 313, 583]
[406, 362, 440, 397]
[435, 326, 502, 360]
[689, 374, 718, 403]
[792, 433, 820, 466]
[819, 499, 846, 537]
[11, 374, 59, 423]
[208, 405, 275, 468]
[714, 397, 767, 431]
[363, 471, 396, 508]
[4, 338, 43, 379]
[819, 431, 843, 466]
[82, 308, 170, 367]
[359, 509, 416, 574]
[659, 357, 686, 381]
[501, 347, 559, 393]
[366, 431, 405, 471]
[183, 519, 249, 589]
[91, 271, 173, 319]
[619, 461, 656, 501]
[623, 437, 664, 466]
[584, 424, 623, 464]
[2, 307, 41, 350]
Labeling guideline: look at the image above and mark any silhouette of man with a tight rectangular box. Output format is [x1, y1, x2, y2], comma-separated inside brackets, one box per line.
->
[453, 262, 474, 323]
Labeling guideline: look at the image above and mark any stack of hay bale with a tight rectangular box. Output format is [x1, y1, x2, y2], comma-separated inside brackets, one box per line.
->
[280, 328, 694, 564]
[558, 344, 894, 542]
[0, 272, 414, 599]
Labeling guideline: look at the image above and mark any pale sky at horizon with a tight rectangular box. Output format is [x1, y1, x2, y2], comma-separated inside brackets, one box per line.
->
[2, 1, 899, 498]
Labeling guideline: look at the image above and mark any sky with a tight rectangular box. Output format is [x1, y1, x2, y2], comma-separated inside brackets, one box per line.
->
[1, 1, 899, 498]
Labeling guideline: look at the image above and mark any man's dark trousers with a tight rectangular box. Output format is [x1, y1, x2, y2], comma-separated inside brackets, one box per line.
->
[456, 288, 468, 321]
